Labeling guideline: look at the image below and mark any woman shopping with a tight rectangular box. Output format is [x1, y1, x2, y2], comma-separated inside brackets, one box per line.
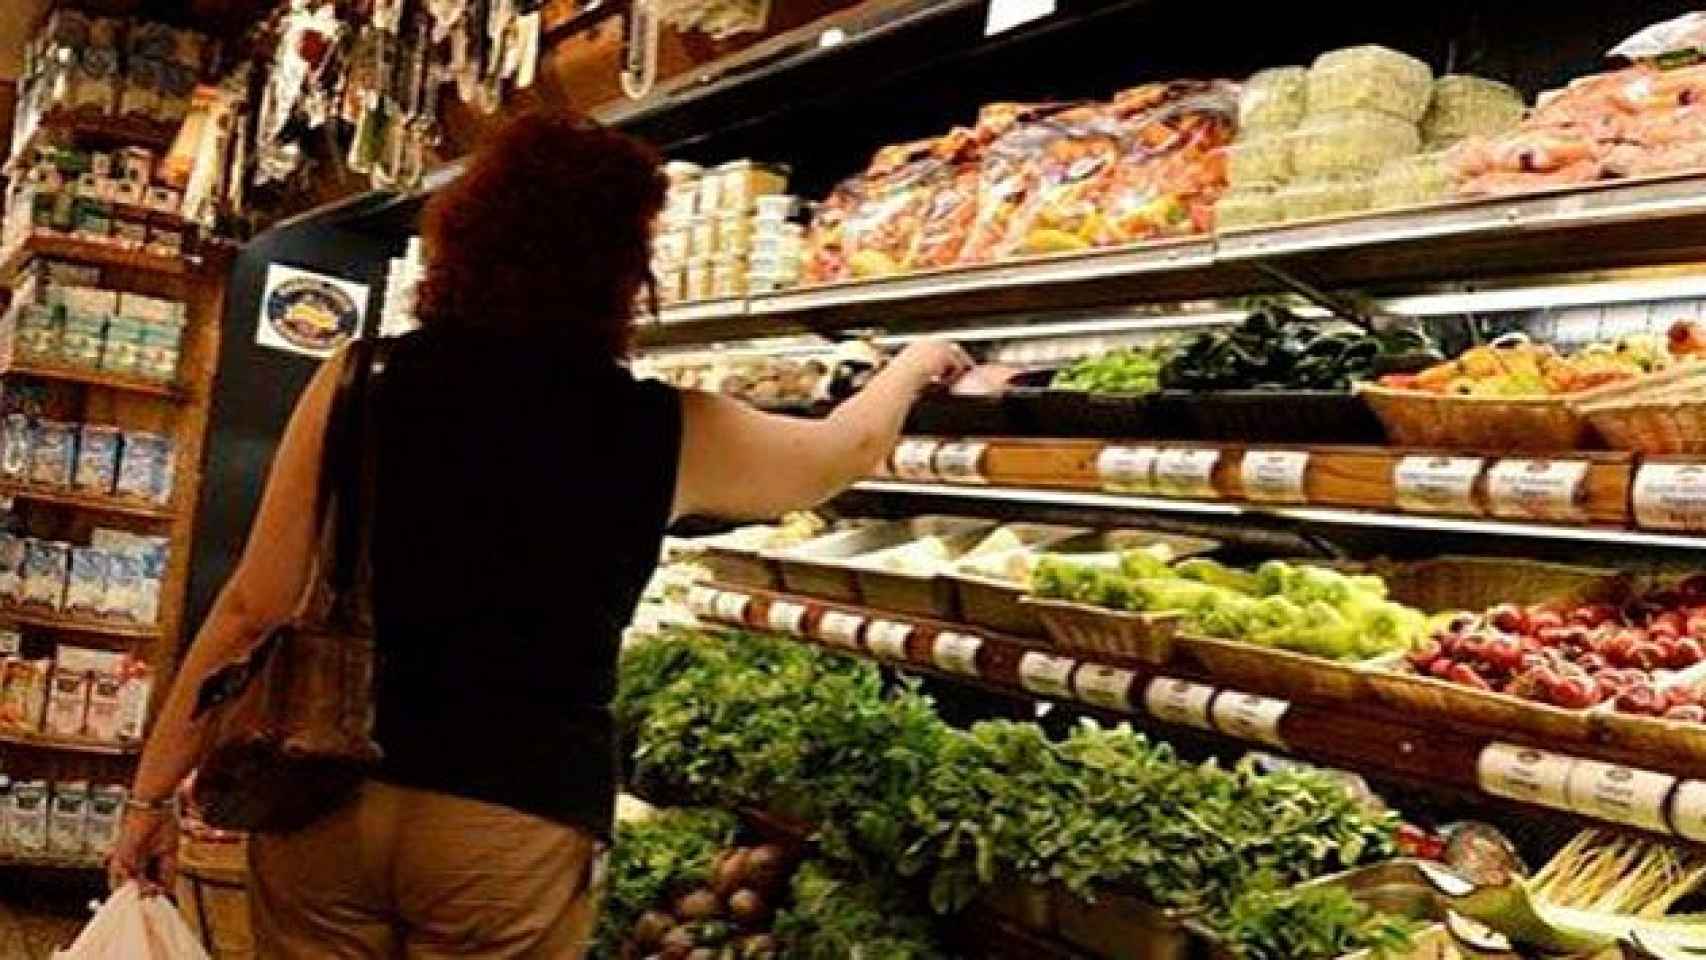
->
[108, 109, 970, 958]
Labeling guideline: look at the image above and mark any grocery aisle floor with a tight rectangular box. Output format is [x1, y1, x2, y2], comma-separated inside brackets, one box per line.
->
[0, 875, 97, 958]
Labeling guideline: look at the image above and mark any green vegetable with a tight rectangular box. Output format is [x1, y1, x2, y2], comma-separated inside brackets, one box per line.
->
[1158, 304, 1436, 392]
[594, 807, 738, 955]
[1051, 346, 1171, 394]
[1218, 882, 1421, 960]
[772, 861, 946, 960]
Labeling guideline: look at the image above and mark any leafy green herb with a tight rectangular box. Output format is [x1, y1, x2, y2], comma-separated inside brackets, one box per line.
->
[593, 807, 737, 956]
[1219, 883, 1421, 960]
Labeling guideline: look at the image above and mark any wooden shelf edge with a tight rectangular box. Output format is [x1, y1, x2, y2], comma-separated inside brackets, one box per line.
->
[0, 481, 177, 521]
[4, 109, 179, 175]
[0, 851, 105, 872]
[0, 604, 162, 641]
[0, 726, 138, 756]
[3, 360, 184, 400]
[0, 232, 191, 284]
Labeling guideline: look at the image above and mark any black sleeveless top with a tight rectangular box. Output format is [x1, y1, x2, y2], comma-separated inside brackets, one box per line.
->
[369, 328, 681, 838]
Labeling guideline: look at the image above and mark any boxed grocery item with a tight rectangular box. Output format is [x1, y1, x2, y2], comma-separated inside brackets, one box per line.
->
[102, 551, 143, 622]
[102, 317, 145, 375]
[1239, 66, 1308, 132]
[137, 319, 184, 383]
[0, 659, 49, 730]
[1306, 44, 1434, 121]
[28, 420, 76, 488]
[60, 313, 105, 368]
[0, 415, 29, 481]
[116, 431, 173, 503]
[74, 425, 121, 495]
[6, 780, 47, 853]
[84, 785, 125, 853]
[47, 781, 86, 854]
[118, 662, 152, 740]
[84, 672, 123, 741]
[64, 548, 109, 618]
[44, 668, 89, 737]
[114, 293, 183, 324]
[21, 539, 70, 610]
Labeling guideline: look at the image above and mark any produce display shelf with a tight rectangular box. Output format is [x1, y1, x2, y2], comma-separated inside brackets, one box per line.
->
[0, 232, 191, 284]
[0, 604, 162, 642]
[688, 581, 1706, 844]
[1, 359, 183, 400]
[861, 437, 1706, 543]
[635, 171, 1706, 348]
[0, 850, 104, 872]
[0, 480, 177, 521]
[0, 727, 138, 757]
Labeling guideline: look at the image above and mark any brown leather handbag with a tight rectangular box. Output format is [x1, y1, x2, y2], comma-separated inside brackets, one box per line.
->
[190, 340, 384, 832]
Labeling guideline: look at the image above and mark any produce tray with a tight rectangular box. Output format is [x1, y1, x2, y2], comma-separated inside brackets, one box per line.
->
[1375, 556, 1627, 614]
[904, 393, 1012, 436]
[1357, 383, 1595, 451]
[1054, 888, 1196, 960]
[696, 532, 784, 590]
[1168, 389, 1386, 444]
[1022, 597, 1182, 663]
[1172, 633, 1376, 702]
[1363, 661, 1598, 741]
[766, 516, 992, 604]
[835, 521, 999, 618]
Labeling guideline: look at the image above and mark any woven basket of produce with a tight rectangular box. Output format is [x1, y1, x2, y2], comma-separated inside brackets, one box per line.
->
[1570, 363, 1706, 454]
[1021, 597, 1182, 663]
[1173, 633, 1376, 702]
[1375, 556, 1627, 614]
[1356, 383, 1592, 450]
[1363, 664, 1599, 741]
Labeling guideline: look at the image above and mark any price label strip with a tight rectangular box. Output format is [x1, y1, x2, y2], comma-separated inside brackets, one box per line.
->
[1634, 463, 1706, 531]
[1153, 448, 1222, 499]
[1073, 665, 1138, 711]
[686, 585, 720, 618]
[933, 441, 989, 485]
[1394, 456, 1486, 516]
[816, 610, 867, 650]
[713, 591, 752, 624]
[1241, 450, 1311, 504]
[1477, 742, 1576, 811]
[1096, 445, 1161, 494]
[1565, 759, 1675, 834]
[1210, 691, 1290, 750]
[932, 632, 984, 676]
[892, 439, 943, 481]
[1018, 652, 1077, 699]
[1485, 459, 1590, 523]
[866, 620, 915, 661]
[766, 600, 809, 636]
[1143, 677, 1216, 731]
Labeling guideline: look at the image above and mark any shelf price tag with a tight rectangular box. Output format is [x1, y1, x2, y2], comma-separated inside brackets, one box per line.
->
[1486, 459, 1590, 523]
[1073, 665, 1137, 711]
[766, 600, 809, 636]
[1153, 448, 1221, 499]
[816, 610, 866, 650]
[1668, 781, 1706, 843]
[713, 591, 752, 624]
[1018, 652, 1077, 699]
[687, 585, 721, 618]
[1633, 463, 1706, 531]
[892, 440, 942, 481]
[1210, 691, 1290, 750]
[1096, 445, 1160, 494]
[933, 441, 989, 485]
[1241, 450, 1311, 503]
[932, 632, 984, 676]
[1477, 742, 1575, 810]
[866, 620, 914, 661]
[1394, 456, 1485, 516]
[1143, 677, 1216, 731]
[1565, 759, 1676, 834]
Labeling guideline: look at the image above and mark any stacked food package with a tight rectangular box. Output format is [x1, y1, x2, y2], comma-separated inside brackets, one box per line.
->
[654, 159, 794, 305]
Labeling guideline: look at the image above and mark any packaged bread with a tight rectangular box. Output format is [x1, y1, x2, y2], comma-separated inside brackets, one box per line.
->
[1307, 44, 1435, 122]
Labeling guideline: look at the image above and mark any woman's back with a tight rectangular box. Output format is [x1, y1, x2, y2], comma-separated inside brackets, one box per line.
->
[370, 327, 681, 837]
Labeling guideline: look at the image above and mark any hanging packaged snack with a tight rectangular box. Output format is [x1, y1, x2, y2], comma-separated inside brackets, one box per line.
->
[909, 129, 983, 270]
[840, 138, 942, 278]
[958, 103, 1072, 263]
[1000, 105, 1126, 256]
[1097, 81, 1239, 244]
[801, 179, 861, 284]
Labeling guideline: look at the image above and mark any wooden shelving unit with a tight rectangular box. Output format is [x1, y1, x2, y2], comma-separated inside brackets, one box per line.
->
[2, 360, 183, 401]
[3, 109, 178, 176]
[0, 726, 139, 757]
[0, 480, 177, 522]
[0, 850, 107, 871]
[0, 604, 164, 642]
[0, 232, 191, 285]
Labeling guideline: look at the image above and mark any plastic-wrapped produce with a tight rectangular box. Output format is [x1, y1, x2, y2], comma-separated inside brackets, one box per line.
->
[801, 179, 860, 284]
[1226, 133, 1293, 186]
[1292, 110, 1422, 179]
[1307, 44, 1434, 121]
[1215, 186, 1283, 230]
[1004, 106, 1125, 255]
[958, 103, 1070, 263]
[1239, 67, 1307, 132]
[1423, 75, 1525, 147]
[1276, 176, 1372, 222]
[911, 130, 982, 269]
[1370, 152, 1453, 208]
[841, 139, 942, 278]
[1097, 80, 1238, 244]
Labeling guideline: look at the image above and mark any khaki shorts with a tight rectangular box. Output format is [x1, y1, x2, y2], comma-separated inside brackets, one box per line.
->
[248, 780, 602, 959]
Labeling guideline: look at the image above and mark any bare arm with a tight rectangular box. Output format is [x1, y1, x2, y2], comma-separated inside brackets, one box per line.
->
[673, 340, 970, 522]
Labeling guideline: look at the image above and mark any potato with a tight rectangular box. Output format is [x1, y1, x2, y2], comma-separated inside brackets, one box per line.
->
[633, 910, 676, 948]
[675, 889, 722, 922]
[728, 889, 769, 927]
[711, 849, 751, 898]
[658, 927, 696, 960]
[744, 845, 790, 892]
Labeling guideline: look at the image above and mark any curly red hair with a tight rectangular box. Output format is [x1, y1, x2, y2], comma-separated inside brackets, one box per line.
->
[415, 109, 666, 356]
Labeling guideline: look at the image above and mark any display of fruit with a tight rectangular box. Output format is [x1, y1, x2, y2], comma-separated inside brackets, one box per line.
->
[1407, 577, 1706, 709]
[1158, 305, 1437, 392]
[1376, 323, 1706, 396]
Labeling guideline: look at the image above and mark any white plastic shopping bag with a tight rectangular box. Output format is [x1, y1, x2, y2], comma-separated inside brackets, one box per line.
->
[53, 881, 212, 960]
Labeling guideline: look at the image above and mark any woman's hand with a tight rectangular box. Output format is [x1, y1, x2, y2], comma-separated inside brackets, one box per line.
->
[891, 339, 974, 391]
[108, 806, 180, 896]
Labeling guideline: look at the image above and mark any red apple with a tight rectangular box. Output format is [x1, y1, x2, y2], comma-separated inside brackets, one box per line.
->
[1488, 603, 1528, 635]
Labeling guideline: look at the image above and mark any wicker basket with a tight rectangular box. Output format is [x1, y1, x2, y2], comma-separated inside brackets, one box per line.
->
[1571, 365, 1706, 454]
[1022, 597, 1182, 663]
[1373, 556, 1628, 613]
[1173, 633, 1375, 702]
[1356, 383, 1594, 451]
[1363, 663, 1597, 741]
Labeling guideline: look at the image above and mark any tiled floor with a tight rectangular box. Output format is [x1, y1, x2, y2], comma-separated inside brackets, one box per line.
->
[0, 874, 97, 958]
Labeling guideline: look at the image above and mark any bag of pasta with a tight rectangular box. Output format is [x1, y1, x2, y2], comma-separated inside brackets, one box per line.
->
[841, 138, 942, 279]
[1001, 105, 1127, 256]
[910, 128, 984, 270]
[1097, 80, 1238, 245]
[957, 103, 1070, 263]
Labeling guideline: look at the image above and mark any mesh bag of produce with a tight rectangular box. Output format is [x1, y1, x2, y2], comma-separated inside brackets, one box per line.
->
[1422, 75, 1526, 147]
[998, 105, 1127, 256]
[1370, 151, 1454, 208]
[1215, 185, 1282, 230]
[1292, 110, 1422, 180]
[957, 103, 1071, 263]
[840, 138, 943, 278]
[1095, 80, 1238, 244]
[910, 129, 984, 270]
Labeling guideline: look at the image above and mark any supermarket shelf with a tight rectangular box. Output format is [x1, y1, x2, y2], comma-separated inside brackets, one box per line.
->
[854, 480, 1706, 551]
[0, 605, 161, 642]
[635, 172, 1706, 349]
[0, 232, 191, 284]
[0, 850, 104, 872]
[4, 109, 179, 176]
[0, 727, 138, 757]
[2, 359, 183, 400]
[0, 481, 176, 521]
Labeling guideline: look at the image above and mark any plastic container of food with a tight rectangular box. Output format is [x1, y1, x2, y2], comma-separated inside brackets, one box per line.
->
[711, 257, 748, 299]
[1214, 186, 1284, 230]
[683, 258, 714, 302]
[1306, 44, 1434, 121]
[1238, 66, 1307, 132]
[1370, 152, 1454, 209]
[716, 215, 752, 256]
[1291, 110, 1422, 179]
[1225, 134, 1293, 187]
[1277, 176, 1372, 222]
[1422, 74, 1525, 147]
[716, 160, 790, 214]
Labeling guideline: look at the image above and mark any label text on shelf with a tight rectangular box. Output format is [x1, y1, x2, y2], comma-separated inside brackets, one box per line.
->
[1633, 463, 1706, 531]
[816, 610, 866, 649]
[932, 632, 984, 676]
[1143, 677, 1216, 731]
[713, 592, 751, 623]
[687, 585, 720, 618]
[1153, 448, 1221, 499]
[933, 441, 989, 485]
[1096, 445, 1161, 494]
[1240, 450, 1310, 503]
[893, 440, 942, 482]
[865, 620, 914, 660]
[766, 600, 809, 636]
[1485, 459, 1589, 523]
[1018, 652, 1076, 699]
[1394, 456, 1485, 516]
[1073, 665, 1137, 711]
[1669, 781, 1706, 843]
[1210, 691, 1289, 749]
[1477, 742, 1575, 810]
[1565, 759, 1675, 834]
